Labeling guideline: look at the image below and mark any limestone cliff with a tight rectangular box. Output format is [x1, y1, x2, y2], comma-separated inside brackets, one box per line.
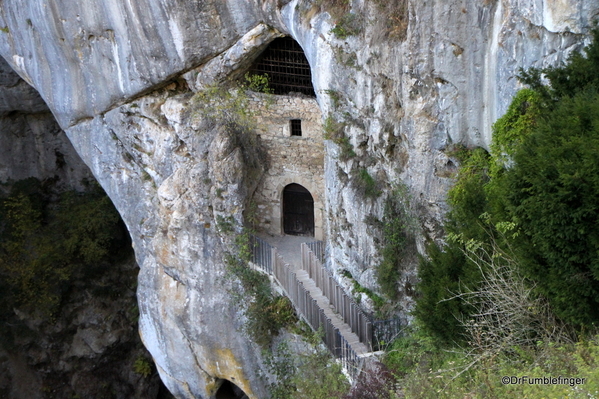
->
[0, 0, 596, 397]
[0, 57, 170, 398]
[0, 56, 90, 193]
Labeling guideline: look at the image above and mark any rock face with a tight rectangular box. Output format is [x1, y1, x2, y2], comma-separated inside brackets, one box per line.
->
[0, 56, 91, 193]
[0, 0, 596, 397]
[66, 82, 269, 398]
[0, 257, 168, 399]
[0, 58, 169, 398]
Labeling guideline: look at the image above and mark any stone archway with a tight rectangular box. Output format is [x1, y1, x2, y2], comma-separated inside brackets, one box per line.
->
[282, 183, 314, 237]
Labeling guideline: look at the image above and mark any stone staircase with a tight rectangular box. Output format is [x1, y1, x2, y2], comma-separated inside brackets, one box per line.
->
[250, 235, 389, 379]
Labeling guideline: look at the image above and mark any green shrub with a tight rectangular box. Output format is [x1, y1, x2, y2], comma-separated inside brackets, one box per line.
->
[191, 73, 272, 131]
[323, 115, 355, 161]
[383, 324, 442, 376]
[244, 72, 273, 94]
[291, 349, 349, 399]
[503, 89, 599, 326]
[133, 357, 153, 378]
[330, 13, 361, 39]
[414, 29, 599, 343]
[413, 244, 472, 345]
[387, 333, 599, 399]
[353, 168, 381, 199]
[377, 190, 413, 301]
[341, 270, 385, 309]
[265, 335, 350, 399]
[225, 229, 300, 347]
[324, 89, 342, 109]
[519, 27, 599, 103]
[0, 179, 126, 317]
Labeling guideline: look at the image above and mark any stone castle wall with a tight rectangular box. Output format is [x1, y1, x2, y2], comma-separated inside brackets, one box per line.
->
[249, 93, 324, 240]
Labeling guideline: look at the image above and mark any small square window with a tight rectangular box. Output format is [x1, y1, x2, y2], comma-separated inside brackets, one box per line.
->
[290, 119, 302, 136]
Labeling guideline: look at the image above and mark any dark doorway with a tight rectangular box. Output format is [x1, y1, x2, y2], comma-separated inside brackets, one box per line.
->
[283, 183, 314, 237]
[215, 380, 248, 399]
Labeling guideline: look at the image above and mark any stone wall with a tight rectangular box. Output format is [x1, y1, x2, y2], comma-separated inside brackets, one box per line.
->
[249, 92, 324, 240]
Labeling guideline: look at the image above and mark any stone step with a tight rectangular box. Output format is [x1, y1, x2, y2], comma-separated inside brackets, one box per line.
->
[289, 257, 370, 355]
[261, 235, 371, 356]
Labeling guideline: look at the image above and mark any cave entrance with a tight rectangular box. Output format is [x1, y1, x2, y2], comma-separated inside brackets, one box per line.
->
[215, 379, 248, 399]
[283, 183, 314, 237]
[249, 36, 315, 96]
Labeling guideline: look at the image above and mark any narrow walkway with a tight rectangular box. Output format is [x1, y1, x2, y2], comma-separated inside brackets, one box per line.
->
[295, 268, 370, 355]
[259, 234, 305, 269]
[259, 234, 370, 355]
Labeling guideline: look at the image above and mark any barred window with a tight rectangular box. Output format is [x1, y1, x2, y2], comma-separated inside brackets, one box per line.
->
[249, 37, 315, 97]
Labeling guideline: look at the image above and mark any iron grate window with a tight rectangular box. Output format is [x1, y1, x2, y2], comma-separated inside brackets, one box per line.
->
[249, 37, 315, 97]
[290, 119, 302, 136]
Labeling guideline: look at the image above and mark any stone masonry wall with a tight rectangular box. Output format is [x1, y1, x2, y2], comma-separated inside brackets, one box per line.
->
[249, 92, 324, 240]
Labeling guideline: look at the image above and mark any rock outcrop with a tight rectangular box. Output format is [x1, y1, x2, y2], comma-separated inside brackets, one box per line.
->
[0, 56, 91, 193]
[0, 0, 596, 397]
[0, 57, 169, 399]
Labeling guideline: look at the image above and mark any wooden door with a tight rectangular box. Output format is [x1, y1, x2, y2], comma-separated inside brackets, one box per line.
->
[283, 184, 314, 236]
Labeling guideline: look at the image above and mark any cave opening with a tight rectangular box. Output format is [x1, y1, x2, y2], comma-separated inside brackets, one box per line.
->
[249, 36, 315, 97]
[282, 183, 315, 237]
[214, 379, 248, 399]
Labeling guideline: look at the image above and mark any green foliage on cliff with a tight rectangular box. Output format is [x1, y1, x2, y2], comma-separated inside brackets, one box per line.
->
[519, 28, 599, 103]
[330, 12, 362, 39]
[414, 28, 599, 345]
[323, 115, 355, 161]
[225, 226, 301, 348]
[0, 178, 128, 318]
[353, 168, 381, 199]
[266, 336, 350, 399]
[377, 191, 411, 300]
[504, 89, 599, 325]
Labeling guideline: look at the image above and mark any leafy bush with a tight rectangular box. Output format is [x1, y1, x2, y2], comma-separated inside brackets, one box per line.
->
[266, 335, 350, 399]
[341, 270, 385, 309]
[415, 28, 599, 343]
[386, 333, 599, 399]
[519, 27, 599, 103]
[225, 229, 300, 348]
[244, 72, 274, 94]
[291, 348, 349, 399]
[413, 243, 472, 345]
[0, 179, 127, 317]
[191, 73, 273, 131]
[133, 356, 153, 378]
[377, 189, 413, 301]
[503, 89, 599, 325]
[353, 168, 381, 199]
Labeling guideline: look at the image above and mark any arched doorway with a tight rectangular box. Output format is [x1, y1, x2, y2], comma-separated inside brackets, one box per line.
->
[215, 379, 248, 399]
[283, 183, 314, 237]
